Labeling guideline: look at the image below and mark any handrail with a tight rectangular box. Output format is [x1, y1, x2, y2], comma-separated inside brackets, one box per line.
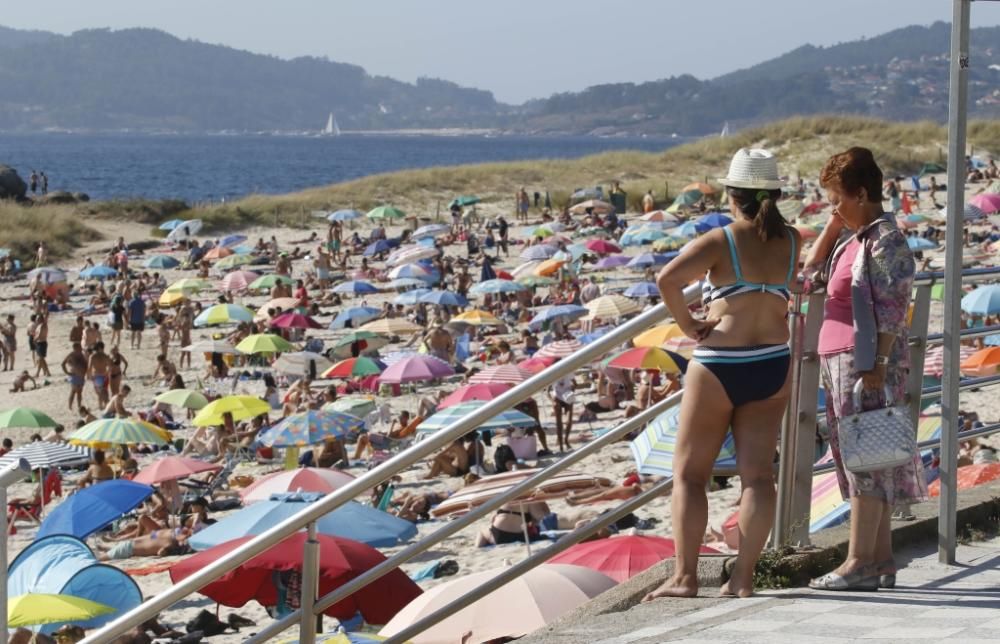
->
[247, 390, 685, 642]
[82, 283, 705, 643]
[913, 265, 1000, 287]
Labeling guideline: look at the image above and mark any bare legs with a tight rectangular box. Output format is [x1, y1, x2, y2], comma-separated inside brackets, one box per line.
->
[831, 495, 892, 577]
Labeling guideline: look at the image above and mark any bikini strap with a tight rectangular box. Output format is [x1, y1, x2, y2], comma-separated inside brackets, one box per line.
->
[785, 227, 798, 285]
[721, 227, 744, 282]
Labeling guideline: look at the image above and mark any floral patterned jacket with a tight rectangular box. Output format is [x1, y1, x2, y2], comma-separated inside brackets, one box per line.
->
[825, 213, 915, 372]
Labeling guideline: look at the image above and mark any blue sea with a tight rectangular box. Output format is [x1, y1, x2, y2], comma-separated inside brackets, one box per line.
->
[0, 133, 678, 203]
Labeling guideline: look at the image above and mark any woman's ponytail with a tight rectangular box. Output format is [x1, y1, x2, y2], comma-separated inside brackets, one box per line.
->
[729, 188, 786, 241]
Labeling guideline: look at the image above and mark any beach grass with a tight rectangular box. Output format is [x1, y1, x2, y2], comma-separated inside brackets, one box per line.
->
[0, 202, 103, 262]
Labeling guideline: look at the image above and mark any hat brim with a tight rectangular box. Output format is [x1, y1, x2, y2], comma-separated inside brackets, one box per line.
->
[718, 177, 785, 190]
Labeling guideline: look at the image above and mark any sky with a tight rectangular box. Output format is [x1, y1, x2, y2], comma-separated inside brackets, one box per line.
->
[4, 0, 1000, 104]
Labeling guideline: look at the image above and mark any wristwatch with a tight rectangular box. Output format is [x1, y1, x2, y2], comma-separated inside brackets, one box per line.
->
[874, 355, 890, 366]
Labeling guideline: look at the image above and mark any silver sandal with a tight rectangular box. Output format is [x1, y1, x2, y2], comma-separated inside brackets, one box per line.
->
[809, 568, 879, 591]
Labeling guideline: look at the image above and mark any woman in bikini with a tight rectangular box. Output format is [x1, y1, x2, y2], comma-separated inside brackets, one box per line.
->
[108, 345, 128, 396]
[648, 149, 802, 600]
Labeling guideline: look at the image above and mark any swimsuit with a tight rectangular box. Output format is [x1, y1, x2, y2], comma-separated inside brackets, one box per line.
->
[69, 374, 84, 388]
[93, 375, 108, 389]
[107, 540, 134, 560]
[695, 227, 796, 407]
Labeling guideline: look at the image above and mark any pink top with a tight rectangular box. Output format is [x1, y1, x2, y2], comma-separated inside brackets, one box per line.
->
[818, 237, 861, 356]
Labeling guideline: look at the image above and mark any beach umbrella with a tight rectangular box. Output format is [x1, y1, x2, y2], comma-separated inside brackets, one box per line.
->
[418, 290, 468, 307]
[536, 339, 583, 359]
[379, 355, 454, 384]
[961, 285, 1000, 315]
[171, 533, 422, 624]
[437, 383, 513, 409]
[193, 395, 271, 426]
[518, 355, 557, 374]
[328, 209, 363, 222]
[182, 338, 237, 354]
[274, 351, 334, 377]
[0, 407, 58, 429]
[960, 347, 1000, 376]
[203, 246, 234, 261]
[36, 480, 154, 540]
[27, 267, 67, 285]
[69, 418, 170, 447]
[326, 396, 377, 418]
[166, 277, 211, 294]
[593, 255, 632, 270]
[417, 401, 537, 435]
[585, 239, 621, 255]
[520, 244, 558, 261]
[924, 345, 975, 378]
[630, 405, 736, 476]
[367, 205, 407, 220]
[452, 310, 504, 326]
[469, 279, 527, 295]
[256, 298, 303, 320]
[626, 253, 674, 269]
[379, 564, 614, 644]
[323, 357, 386, 379]
[623, 282, 660, 298]
[236, 333, 295, 354]
[79, 265, 118, 280]
[142, 255, 181, 269]
[165, 219, 203, 240]
[534, 258, 566, 277]
[333, 280, 379, 295]
[159, 219, 184, 231]
[929, 463, 1000, 497]
[249, 274, 295, 290]
[510, 261, 542, 280]
[970, 193, 1000, 214]
[132, 456, 222, 485]
[632, 324, 686, 348]
[360, 318, 424, 335]
[393, 289, 431, 306]
[907, 237, 938, 251]
[192, 494, 416, 551]
[448, 195, 480, 208]
[693, 212, 732, 233]
[159, 290, 187, 307]
[364, 240, 394, 257]
[194, 303, 255, 327]
[154, 389, 209, 410]
[215, 253, 254, 270]
[607, 347, 684, 373]
[518, 275, 556, 288]
[331, 306, 381, 329]
[330, 331, 388, 358]
[0, 442, 90, 471]
[388, 246, 438, 267]
[429, 469, 612, 518]
[240, 468, 356, 504]
[640, 210, 681, 224]
[468, 364, 534, 385]
[388, 263, 431, 280]
[220, 234, 248, 248]
[672, 221, 699, 238]
[651, 236, 685, 252]
[258, 409, 365, 447]
[219, 270, 260, 291]
[7, 593, 116, 629]
[412, 224, 451, 239]
[569, 199, 614, 214]
[585, 295, 641, 319]
[270, 312, 322, 329]
[550, 535, 718, 583]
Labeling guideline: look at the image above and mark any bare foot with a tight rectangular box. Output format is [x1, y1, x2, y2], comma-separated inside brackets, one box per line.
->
[641, 574, 698, 602]
[719, 579, 753, 598]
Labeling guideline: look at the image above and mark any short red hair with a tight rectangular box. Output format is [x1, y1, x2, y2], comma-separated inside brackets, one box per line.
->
[820, 147, 883, 203]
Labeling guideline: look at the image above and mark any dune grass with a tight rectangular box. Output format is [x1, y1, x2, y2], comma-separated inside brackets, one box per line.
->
[0, 202, 103, 262]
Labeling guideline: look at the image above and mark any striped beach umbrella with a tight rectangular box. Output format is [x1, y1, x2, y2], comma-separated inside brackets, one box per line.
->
[0, 442, 90, 470]
[219, 270, 260, 291]
[236, 333, 296, 354]
[322, 357, 386, 379]
[325, 396, 377, 418]
[437, 383, 513, 409]
[607, 347, 684, 373]
[166, 277, 211, 294]
[417, 401, 536, 435]
[258, 410, 365, 447]
[360, 318, 424, 335]
[214, 253, 254, 270]
[69, 418, 171, 447]
[585, 295, 641, 319]
[923, 345, 977, 377]
[468, 364, 533, 385]
[520, 244, 558, 261]
[630, 406, 736, 477]
[536, 339, 583, 359]
[194, 303, 255, 327]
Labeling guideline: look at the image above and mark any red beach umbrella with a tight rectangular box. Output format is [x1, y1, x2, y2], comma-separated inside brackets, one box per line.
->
[270, 312, 322, 329]
[132, 456, 221, 485]
[929, 463, 1000, 497]
[518, 355, 557, 374]
[535, 339, 583, 359]
[438, 383, 513, 409]
[550, 535, 719, 583]
[170, 533, 421, 623]
[584, 239, 621, 255]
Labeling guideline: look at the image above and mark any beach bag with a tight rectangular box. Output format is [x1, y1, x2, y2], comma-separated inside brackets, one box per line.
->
[839, 381, 916, 472]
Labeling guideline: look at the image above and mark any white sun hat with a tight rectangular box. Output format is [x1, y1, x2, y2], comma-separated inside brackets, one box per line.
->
[718, 148, 785, 190]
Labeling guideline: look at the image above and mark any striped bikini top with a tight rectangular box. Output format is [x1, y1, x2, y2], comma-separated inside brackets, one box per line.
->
[702, 226, 797, 306]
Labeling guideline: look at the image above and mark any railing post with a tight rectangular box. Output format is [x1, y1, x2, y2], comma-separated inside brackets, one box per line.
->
[299, 522, 319, 644]
[0, 459, 31, 644]
[907, 284, 932, 426]
[773, 292, 805, 547]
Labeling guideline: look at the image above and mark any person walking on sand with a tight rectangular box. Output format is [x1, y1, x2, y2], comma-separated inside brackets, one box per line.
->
[1, 314, 16, 371]
[61, 341, 88, 411]
[642, 190, 656, 213]
[33, 312, 51, 378]
[175, 303, 193, 368]
[128, 290, 146, 349]
[646, 148, 801, 600]
[35, 241, 48, 268]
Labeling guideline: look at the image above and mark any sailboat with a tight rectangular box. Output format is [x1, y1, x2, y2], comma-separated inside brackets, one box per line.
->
[720, 121, 730, 138]
[322, 112, 341, 137]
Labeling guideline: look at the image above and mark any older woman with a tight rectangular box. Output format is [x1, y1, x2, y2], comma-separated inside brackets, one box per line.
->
[805, 147, 926, 591]
[646, 149, 801, 600]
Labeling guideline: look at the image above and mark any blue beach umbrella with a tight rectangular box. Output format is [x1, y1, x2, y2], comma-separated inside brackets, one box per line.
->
[470, 279, 528, 295]
[79, 266, 118, 280]
[189, 493, 416, 550]
[328, 209, 363, 222]
[159, 219, 184, 231]
[520, 245, 558, 261]
[221, 234, 248, 248]
[417, 401, 537, 435]
[333, 280, 379, 295]
[393, 288, 431, 306]
[364, 240, 393, 257]
[624, 282, 660, 298]
[330, 306, 381, 330]
[961, 285, 1000, 316]
[627, 253, 675, 269]
[36, 480, 154, 540]
[143, 255, 180, 269]
[674, 221, 699, 238]
[908, 237, 938, 251]
[528, 304, 588, 331]
[630, 406, 736, 477]
[257, 409, 365, 447]
[418, 290, 468, 307]
[694, 212, 733, 233]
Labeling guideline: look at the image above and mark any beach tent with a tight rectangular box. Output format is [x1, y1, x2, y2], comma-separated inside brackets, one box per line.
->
[7, 535, 142, 635]
[918, 162, 947, 177]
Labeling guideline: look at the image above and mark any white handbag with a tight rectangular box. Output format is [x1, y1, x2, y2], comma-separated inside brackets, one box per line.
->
[839, 380, 917, 473]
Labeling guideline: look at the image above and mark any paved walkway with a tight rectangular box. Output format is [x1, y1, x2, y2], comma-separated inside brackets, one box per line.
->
[526, 536, 1000, 644]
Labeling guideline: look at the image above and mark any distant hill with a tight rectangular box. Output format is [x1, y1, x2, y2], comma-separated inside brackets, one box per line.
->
[0, 22, 997, 135]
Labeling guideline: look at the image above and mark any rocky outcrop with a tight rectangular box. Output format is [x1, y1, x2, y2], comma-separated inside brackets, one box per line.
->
[0, 165, 27, 200]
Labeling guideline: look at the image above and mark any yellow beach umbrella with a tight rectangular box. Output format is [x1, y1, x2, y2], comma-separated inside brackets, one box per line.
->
[452, 310, 504, 326]
[651, 237, 685, 252]
[69, 417, 171, 447]
[165, 278, 211, 293]
[158, 290, 187, 307]
[8, 592, 115, 628]
[235, 333, 296, 354]
[633, 323, 687, 348]
[193, 395, 271, 426]
[534, 259, 565, 277]
[585, 295, 641, 319]
[359, 318, 424, 335]
[215, 253, 255, 270]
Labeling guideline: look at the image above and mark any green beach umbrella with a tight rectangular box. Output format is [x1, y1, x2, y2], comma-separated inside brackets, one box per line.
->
[518, 275, 557, 288]
[366, 205, 407, 220]
[249, 274, 296, 290]
[165, 277, 211, 293]
[0, 408, 59, 429]
[448, 195, 480, 208]
[215, 253, 255, 270]
[69, 418, 171, 447]
[155, 389, 210, 410]
[325, 396, 377, 418]
[236, 333, 296, 354]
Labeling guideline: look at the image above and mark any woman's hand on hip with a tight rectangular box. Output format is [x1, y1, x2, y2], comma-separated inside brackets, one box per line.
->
[682, 317, 719, 342]
[860, 363, 888, 390]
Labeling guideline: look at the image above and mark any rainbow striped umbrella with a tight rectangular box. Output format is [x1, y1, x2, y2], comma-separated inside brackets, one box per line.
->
[69, 418, 171, 447]
[630, 406, 736, 477]
[258, 410, 365, 447]
[607, 347, 684, 373]
[323, 357, 386, 379]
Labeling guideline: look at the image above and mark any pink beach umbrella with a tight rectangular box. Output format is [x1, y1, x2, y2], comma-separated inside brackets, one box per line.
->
[132, 455, 222, 485]
[239, 467, 356, 504]
[468, 364, 533, 385]
[536, 339, 583, 359]
[518, 355, 557, 374]
[970, 193, 1000, 214]
[438, 383, 513, 409]
[270, 312, 322, 329]
[378, 354, 455, 384]
[218, 270, 260, 292]
[584, 239, 621, 255]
